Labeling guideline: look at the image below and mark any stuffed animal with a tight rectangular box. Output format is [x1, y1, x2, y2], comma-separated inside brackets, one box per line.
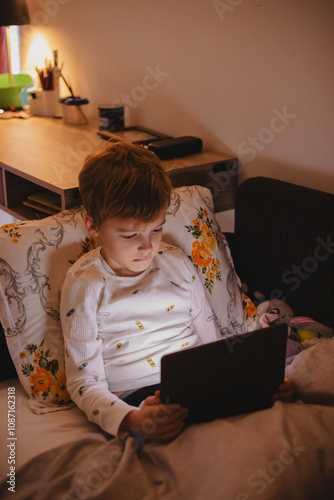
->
[255, 299, 334, 365]
[256, 299, 294, 325]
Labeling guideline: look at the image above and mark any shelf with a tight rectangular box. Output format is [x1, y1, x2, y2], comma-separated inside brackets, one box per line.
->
[1, 204, 49, 221]
[1, 168, 82, 220]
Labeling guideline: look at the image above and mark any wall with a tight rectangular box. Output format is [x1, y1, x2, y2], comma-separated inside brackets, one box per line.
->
[21, 0, 334, 194]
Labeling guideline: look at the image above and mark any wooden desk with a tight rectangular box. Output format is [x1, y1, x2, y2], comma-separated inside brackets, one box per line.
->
[0, 117, 238, 219]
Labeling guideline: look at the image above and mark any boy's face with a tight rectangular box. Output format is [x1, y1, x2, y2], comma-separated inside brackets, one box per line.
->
[84, 207, 167, 277]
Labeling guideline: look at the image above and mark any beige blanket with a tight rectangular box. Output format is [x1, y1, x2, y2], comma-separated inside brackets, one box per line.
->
[1, 340, 334, 500]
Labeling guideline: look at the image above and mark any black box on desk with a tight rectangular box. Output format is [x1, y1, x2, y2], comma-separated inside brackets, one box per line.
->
[148, 136, 203, 160]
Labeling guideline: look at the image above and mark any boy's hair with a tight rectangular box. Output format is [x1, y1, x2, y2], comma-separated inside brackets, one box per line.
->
[79, 141, 173, 227]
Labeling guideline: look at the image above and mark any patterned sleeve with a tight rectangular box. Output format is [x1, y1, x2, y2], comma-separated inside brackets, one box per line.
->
[60, 272, 137, 437]
[179, 251, 220, 344]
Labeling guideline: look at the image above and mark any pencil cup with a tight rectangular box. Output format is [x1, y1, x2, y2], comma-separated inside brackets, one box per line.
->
[28, 89, 61, 117]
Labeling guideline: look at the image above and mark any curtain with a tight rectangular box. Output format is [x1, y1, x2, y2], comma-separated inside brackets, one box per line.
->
[0, 26, 9, 74]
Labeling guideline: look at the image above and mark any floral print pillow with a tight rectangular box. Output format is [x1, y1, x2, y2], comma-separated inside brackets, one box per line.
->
[0, 207, 97, 413]
[163, 186, 248, 337]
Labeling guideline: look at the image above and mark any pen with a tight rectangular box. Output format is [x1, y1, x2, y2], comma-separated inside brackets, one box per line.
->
[53, 50, 58, 68]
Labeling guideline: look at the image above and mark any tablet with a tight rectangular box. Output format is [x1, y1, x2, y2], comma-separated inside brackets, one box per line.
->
[160, 323, 288, 425]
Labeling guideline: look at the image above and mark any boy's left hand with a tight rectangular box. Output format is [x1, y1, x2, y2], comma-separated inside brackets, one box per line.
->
[272, 377, 294, 403]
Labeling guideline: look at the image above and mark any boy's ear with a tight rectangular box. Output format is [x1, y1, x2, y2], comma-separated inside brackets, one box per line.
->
[84, 213, 99, 237]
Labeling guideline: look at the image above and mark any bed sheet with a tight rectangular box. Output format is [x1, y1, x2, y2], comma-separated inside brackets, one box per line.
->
[0, 378, 105, 484]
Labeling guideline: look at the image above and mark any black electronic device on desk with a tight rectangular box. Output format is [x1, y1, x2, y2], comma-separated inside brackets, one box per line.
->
[97, 126, 203, 159]
[147, 136, 203, 160]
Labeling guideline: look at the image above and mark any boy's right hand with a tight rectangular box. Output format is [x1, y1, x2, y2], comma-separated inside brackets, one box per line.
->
[120, 390, 188, 441]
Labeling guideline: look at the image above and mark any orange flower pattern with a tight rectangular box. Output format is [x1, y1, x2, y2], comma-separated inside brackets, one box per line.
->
[21, 339, 71, 405]
[242, 293, 258, 321]
[186, 208, 222, 294]
[50, 370, 69, 405]
[192, 241, 213, 268]
[68, 236, 96, 264]
[29, 366, 54, 394]
[0, 222, 24, 243]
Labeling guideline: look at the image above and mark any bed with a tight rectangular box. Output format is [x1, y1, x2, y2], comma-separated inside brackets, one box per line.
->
[0, 176, 333, 499]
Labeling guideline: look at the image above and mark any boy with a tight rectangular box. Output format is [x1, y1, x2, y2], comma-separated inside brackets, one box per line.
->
[60, 141, 293, 442]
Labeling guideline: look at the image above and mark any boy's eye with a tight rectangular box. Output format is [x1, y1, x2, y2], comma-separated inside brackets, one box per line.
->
[122, 227, 163, 239]
[123, 234, 137, 239]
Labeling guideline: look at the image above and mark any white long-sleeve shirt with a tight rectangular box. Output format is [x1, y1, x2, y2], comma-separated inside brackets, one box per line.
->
[60, 242, 219, 437]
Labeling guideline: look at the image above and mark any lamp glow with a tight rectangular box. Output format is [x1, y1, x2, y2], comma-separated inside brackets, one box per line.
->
[0, 0, 30, 86]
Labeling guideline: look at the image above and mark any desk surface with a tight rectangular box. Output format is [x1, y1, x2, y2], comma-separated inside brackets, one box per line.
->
[0, 117, 107, 192]
[0, 117, 236, 192]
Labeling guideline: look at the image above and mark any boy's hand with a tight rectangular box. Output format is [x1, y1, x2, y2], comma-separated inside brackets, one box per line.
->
[120, 390, 188, 441]
[273, 377, 294, 403]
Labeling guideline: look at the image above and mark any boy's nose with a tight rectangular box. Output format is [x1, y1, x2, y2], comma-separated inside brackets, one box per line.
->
[138, 235, 153, 251]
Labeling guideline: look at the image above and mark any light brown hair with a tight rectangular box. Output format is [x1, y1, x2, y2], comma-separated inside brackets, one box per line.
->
[79, 141, 172, 227]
